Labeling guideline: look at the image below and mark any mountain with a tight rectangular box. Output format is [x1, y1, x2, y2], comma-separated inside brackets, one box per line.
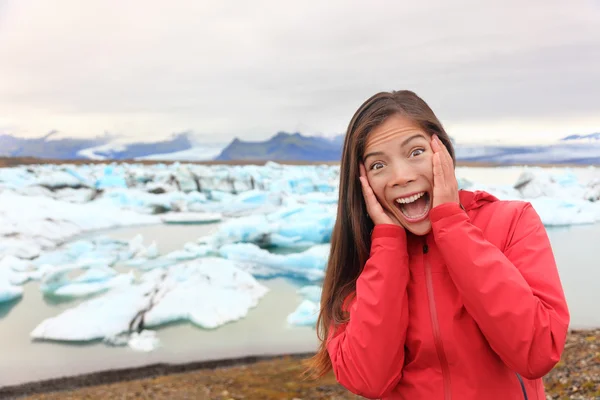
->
[0, 131, 216, 161]
[2, 129, 598, 165]
[78, 132, 194, 160]
[454, 141, 600, 165]
[0, 131, 111, 159]
[215, 132, 342, 161]
[560, 133, 600, 142]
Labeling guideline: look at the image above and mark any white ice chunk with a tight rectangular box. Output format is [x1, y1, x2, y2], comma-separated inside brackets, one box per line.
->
[528, 197, 600, 226]
[127, 330, 161, 352]
[53, 272, 134, 298]
[297, 285, 322, 303]
[0, 255, 32, 272]
[514, 168, 586, 200]
[218, 243, 328, 281]
[31, 258, 269, 341]
[0, 282, 23, 303]
[40, 264, 123, 296]
[95, 165, 128, 189]
[286, 299, 319, 327]
[144, 258, 269, 329]
[161, 212, 222, 225]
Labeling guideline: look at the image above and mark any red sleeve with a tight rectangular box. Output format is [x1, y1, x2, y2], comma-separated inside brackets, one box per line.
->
[327, 224, 410, 399]
[430, 202, 570, 379]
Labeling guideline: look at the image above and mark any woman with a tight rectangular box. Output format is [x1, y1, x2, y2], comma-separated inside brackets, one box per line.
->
[307, 90, 570, 399]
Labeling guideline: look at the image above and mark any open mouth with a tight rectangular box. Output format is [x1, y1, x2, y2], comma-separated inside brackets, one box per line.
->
[394, 191, 431, 222]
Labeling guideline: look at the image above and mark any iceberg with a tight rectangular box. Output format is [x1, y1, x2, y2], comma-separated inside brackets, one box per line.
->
[0, 255, 32, 272]
[0, 282, 23, 303]
[206, 204, 336, 248]
[0, 189, 159, 263]
[127, 330, 161, 352]
[527, 197, 600, 226]
[51, 272, 134, 298]
[161, 212, 222, 225]
[287, 285, 322, 327]
[218, 243, 329, 281]
[30, 258, 269, 342]
[286, 299, 319, 327]
[513, 168, 587, 200]
[297, 285, 322, 303]
[95, 166, 128, 190]
[40, 264, 134, 298]
[286, 285, 322, 327]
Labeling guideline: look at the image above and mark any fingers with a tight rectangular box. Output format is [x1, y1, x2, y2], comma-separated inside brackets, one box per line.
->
[433, 134, 454, 173]
[431, 134, 441, 153]
[432, 135, 454, 181]
[360, 176, 379, 210]
[359, 162, 367, 179]
[433, 152, 443, 180]
[358, 163, 375, 207]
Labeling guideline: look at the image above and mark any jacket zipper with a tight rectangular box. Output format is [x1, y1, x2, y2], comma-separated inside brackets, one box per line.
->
[423, 243, 452, 400]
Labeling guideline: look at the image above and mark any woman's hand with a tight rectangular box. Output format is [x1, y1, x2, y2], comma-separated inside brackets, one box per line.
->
[431, 134, 460, 209]
[359, 163, 400, 226]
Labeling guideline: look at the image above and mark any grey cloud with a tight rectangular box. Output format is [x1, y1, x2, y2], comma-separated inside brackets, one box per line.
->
[0, 0, 599, 140]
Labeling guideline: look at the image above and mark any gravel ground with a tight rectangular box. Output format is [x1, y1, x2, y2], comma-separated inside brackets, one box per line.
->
[6, 329, 599, 400]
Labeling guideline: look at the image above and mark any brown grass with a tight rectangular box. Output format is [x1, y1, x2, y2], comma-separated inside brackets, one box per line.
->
[12, 329, 600, 400]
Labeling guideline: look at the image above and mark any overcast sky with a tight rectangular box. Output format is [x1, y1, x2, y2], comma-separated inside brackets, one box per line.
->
[1, 0, 599, 144]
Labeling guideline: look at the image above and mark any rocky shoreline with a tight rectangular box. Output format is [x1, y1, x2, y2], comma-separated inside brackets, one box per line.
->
[0, 329, 595, 400]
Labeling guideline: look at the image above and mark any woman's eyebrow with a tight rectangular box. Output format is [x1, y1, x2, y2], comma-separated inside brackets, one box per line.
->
[401, 133, 428, 147]
[363, 150, 385, 162]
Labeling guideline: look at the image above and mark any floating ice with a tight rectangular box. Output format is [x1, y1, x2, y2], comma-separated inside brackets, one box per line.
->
[0, 255, 32, 272]
[297, 285, 322, 303]
[286, 285, 322, 327]
[95, 165, 128, 189]
[218, 243, 329, 281]
[527, 197, 600, 226]
[52, 272, 134, 298]
[127, 330, 161, 352]
[0, 161, 597, 345]
[0, 189, 159, 261]
[286, 299, 319, 327]
[30, 258, 269, 342]
[32, 169, 86, 190]
[0, 282, 23, 303]
[207, 204, 335, 248]
[514, 168, 586, 200]
[39, 264, 133, 298]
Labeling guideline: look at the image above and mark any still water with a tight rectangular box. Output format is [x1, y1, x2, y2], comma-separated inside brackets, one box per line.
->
[0, 222, 598, 387]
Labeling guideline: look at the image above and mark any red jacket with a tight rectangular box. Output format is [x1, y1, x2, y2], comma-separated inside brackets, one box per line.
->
[327, 190, 570, 399]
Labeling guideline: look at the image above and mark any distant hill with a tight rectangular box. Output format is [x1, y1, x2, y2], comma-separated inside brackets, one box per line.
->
[0, 131, 110, 159]
[2, 130, 599, 165]
[78, 132, 194, 160]
[560, 132, 600, 142]
[215, 132, 342, 161]
[0, 131, 202, 161]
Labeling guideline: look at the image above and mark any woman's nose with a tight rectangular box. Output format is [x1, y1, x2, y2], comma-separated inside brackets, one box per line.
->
[388, 163, 416, 187]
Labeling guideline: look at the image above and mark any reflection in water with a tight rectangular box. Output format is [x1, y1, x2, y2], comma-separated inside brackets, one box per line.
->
[0, 298, 21, 320]
[42, 292, 99, 306]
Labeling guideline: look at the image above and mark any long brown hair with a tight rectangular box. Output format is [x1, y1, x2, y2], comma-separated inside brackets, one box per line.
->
[304, 90, 455, 378]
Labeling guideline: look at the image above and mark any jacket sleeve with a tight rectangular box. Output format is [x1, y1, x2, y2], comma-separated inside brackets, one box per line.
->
[327, 224, 410, 399]
[430, 201, 570, 379]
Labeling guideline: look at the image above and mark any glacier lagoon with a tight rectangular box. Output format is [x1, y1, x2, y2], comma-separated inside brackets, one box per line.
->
[0, 162, 599, 387]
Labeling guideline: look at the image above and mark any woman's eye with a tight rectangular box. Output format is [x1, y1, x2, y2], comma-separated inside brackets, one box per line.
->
[370, 162, 384, 170]
[410, 148, 425, 157]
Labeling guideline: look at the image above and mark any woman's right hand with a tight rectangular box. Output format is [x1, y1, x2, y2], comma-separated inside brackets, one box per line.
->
[359, 163, 401, 226]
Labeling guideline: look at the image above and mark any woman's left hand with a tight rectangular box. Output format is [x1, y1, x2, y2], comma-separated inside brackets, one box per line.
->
[431, 134, 460, 208]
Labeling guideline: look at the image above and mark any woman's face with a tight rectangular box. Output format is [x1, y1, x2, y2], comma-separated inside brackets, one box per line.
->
[362, 114, 434, 236]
